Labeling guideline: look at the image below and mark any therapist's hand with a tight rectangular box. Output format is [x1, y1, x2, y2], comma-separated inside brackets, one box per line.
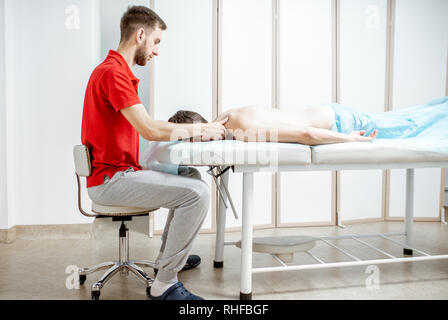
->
[200, 117, 228, 141]
[349, 129, 378, 142]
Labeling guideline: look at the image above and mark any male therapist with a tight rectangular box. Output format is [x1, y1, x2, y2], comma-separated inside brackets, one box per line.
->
[81, 6, 227, 300]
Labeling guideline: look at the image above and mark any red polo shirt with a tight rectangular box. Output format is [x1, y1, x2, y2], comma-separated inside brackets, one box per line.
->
[81, 50, 142, 188]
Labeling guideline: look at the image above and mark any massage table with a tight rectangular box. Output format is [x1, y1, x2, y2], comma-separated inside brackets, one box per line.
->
[148, 138, 448, 299]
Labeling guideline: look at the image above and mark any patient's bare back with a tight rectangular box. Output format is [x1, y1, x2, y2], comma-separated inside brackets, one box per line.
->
[212, 105, 376, 144]
[214, 105, 335, 132]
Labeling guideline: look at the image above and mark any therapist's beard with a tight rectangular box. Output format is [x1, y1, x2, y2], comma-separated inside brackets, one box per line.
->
[135, 44, 149, 66]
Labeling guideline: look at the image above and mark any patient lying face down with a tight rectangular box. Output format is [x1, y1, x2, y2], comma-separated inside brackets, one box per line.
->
[168, 106, 378, 145]
[168, 110, 209, 125]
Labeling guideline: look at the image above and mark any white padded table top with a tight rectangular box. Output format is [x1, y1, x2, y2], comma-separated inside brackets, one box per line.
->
[312, 139, 448, 164]
[148, 139, 448, 171]
[153, 140, 311, 166]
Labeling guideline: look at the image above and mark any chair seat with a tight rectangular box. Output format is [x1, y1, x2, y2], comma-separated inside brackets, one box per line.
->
[92, 202, 158, 216]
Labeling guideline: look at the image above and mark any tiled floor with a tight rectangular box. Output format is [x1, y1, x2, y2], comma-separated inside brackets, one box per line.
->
[0, 218, 447, 300]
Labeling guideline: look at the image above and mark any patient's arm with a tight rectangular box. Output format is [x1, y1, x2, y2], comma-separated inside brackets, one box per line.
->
[303, 128, 378, 145]
[227, 118, 377, 145]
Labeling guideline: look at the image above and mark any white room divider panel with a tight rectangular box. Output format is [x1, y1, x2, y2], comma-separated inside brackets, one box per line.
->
[153, 0, 214, 232]
[220, 0, 273, 228]
[338, 0, 388, 222]
[278, 0, 333, 226]
[388, 0, 448, 220]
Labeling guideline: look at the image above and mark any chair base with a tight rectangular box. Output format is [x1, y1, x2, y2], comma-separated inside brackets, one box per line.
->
[79, 260, 157, 299]
[78, 221, 158, 299]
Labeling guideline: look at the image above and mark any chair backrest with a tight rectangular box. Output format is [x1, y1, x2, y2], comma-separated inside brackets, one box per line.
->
[73, 144, 98, 217]
[72, 144, 154, 218]
[73, 145, 91, 177]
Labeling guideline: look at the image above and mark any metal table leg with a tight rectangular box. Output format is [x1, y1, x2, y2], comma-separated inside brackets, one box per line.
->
[214, 168, 229, 268]
[404, 168, 414, 255]
[240, 172, 254, 300]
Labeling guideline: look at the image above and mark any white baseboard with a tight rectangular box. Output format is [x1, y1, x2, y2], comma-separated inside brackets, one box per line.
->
[0, 223, 93, 243]
[0, 226, 16, 243]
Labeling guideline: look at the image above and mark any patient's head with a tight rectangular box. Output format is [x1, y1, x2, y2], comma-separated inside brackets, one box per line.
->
[168, 110, 208, 124]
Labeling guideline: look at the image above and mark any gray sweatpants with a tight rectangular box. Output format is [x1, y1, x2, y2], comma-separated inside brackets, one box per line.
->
[87, 167, 210, 283]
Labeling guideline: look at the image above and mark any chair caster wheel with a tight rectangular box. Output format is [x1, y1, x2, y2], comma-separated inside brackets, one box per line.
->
[91, 290, 100, 300]
[146, 287, 151, 298]
[79, 274, 86, 285]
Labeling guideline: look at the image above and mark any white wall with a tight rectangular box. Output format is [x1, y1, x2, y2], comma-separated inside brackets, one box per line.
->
[0, 0, 8, 229]
[3, 0, 100, 226]
[1, 0, 446, 230]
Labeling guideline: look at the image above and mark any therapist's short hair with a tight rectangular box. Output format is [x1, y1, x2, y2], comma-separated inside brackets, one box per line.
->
[120, 5, 167, 42]
[168, 110, 208, 124]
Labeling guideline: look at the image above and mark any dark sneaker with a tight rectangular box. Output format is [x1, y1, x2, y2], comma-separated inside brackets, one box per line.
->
[148, 282, 204, 300]
[154, 254, 201, 274]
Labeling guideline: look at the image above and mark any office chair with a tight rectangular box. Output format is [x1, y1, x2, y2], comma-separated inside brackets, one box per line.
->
[73, 144, 158, 300]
